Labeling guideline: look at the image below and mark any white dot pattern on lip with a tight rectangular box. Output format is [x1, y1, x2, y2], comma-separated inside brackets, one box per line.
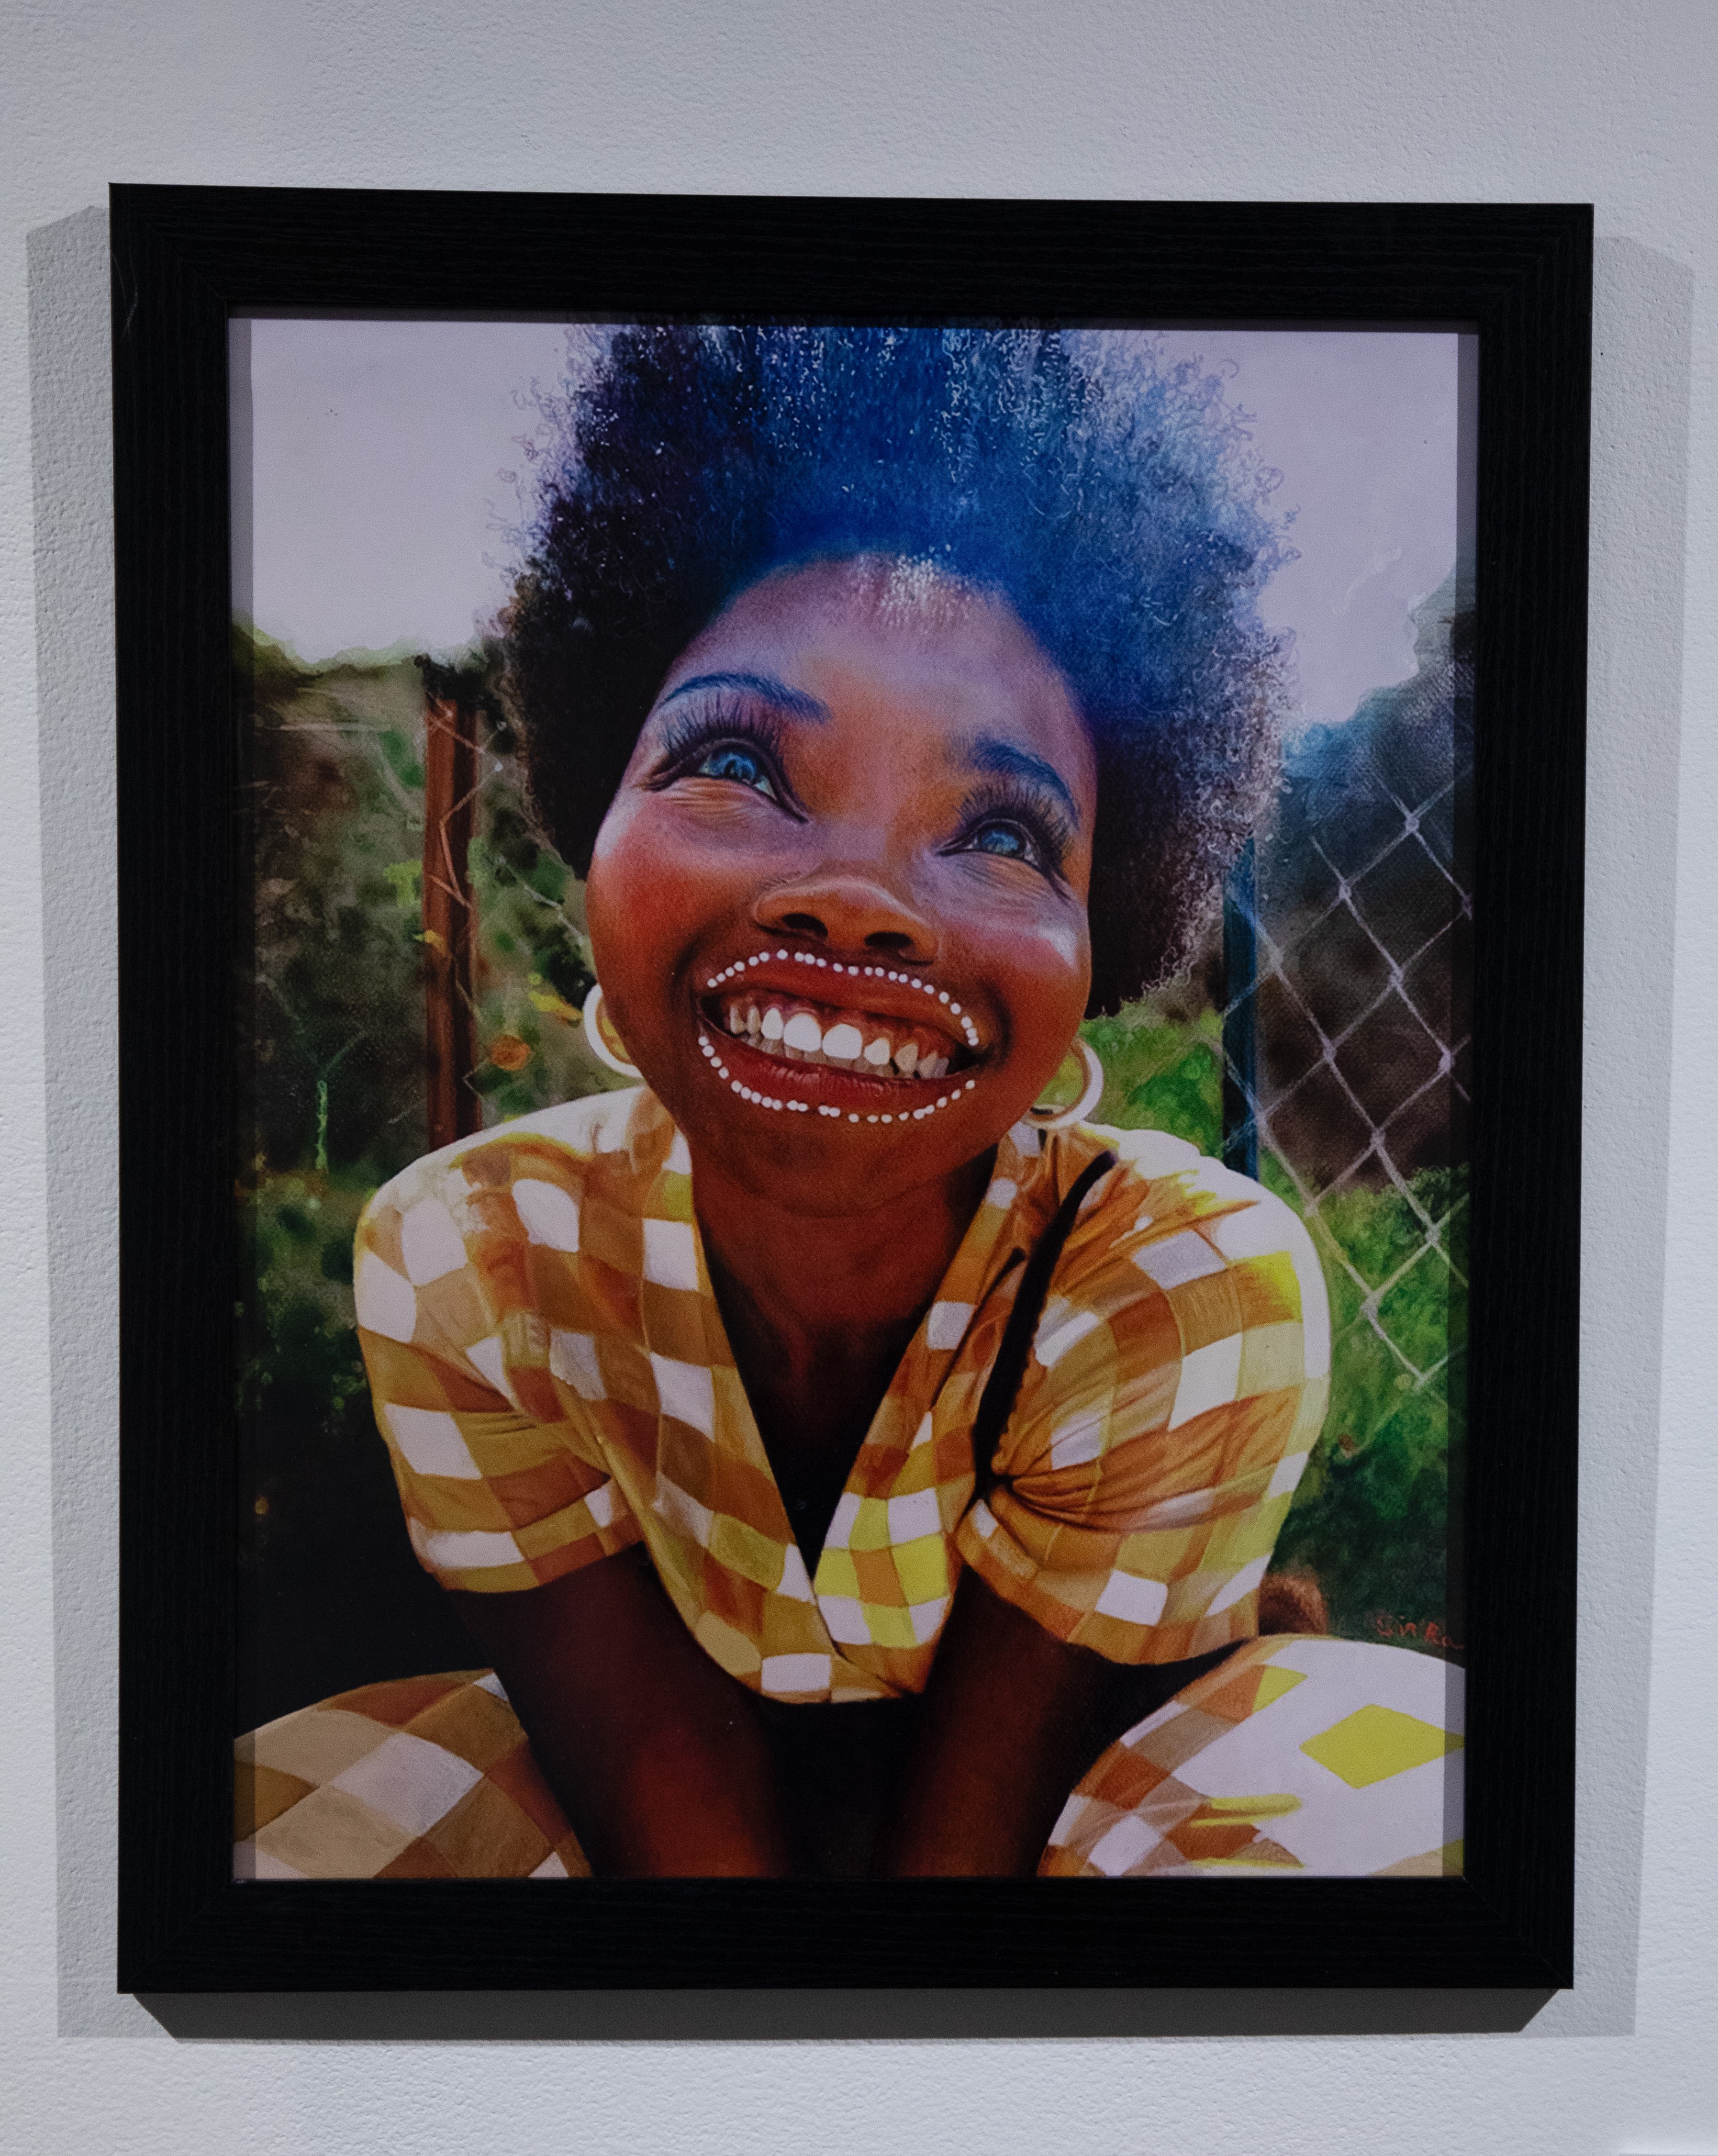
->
[699, 1029, 812, 1112]
[699, 1029, 977, 1125]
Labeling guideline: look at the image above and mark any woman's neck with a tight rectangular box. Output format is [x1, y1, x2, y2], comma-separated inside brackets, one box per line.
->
[692, 1147, 994, 1368]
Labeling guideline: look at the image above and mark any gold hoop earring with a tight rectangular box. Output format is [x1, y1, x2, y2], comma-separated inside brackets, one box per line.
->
[581, 983, 642, 1079]
[1025, 1038, 1105, 1132]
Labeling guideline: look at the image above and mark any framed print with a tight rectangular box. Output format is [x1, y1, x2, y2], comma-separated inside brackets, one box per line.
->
[113, 189, 1588, 1992]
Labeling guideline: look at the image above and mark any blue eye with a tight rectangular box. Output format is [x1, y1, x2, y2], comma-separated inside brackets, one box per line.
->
[966, 821, 1034, 863]
[694, 743, 778, 799]
[949, 782, 1071, 881]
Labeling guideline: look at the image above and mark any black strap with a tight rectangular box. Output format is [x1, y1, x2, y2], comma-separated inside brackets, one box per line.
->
[970, 1148, 1117, 1503]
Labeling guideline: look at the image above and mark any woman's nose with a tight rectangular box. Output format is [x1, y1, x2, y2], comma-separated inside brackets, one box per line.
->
[753, 871, 938, 963]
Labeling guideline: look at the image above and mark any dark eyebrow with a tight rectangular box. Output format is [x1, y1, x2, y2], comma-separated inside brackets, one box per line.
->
[967, 737, 1082, 828]
[656, 671, 830, 722]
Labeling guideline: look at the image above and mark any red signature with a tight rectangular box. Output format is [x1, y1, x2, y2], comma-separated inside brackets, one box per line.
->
[1371, 1612, 1465, 1652]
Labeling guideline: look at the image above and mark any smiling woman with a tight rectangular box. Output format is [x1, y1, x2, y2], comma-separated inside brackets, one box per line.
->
[591, 559, 1096, 1173]
[235, 327, 1464, 1884]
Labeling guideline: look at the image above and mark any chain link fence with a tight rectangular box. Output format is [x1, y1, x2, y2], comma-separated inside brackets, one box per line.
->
[1217, 571, 1472, 1647]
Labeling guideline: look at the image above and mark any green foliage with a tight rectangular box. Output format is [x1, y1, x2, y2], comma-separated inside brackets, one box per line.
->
[378, 727, 425, 791]
[1082, 1005, 1224, 1152]
[467, 798, 616, 1122]
[242, 630, 626, 1173]
[237, 1158, 469, 1726]
[1261, 1153, 1464, 1649]
[240, 1168, 369, 1434]
[243, 627, 433, 1182]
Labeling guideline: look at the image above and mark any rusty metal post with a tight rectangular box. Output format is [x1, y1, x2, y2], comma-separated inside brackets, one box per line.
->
[420, 679, 480, 1152]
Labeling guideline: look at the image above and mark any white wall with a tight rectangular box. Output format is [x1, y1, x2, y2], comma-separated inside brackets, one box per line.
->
[2, 1, 1712, 2148]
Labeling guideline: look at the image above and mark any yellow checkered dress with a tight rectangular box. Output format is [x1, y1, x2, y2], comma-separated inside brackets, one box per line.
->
[236, 1639, 1463, 1880]
[352, 1087, 1331, 1697]
[239, 1093, 1466, 1880]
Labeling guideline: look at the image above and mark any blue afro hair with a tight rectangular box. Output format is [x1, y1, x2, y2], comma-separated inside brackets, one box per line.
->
[502, 325, 1289, 1011]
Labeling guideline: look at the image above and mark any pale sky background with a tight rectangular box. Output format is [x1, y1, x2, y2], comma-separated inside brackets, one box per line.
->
[234, 320, 1469, 732]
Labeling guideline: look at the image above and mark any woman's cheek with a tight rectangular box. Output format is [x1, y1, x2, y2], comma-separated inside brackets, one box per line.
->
[1035, 921, 1083, 970]
[583, 813, 684, 1048]
[582, 798, 636, 933]
[588, 801, 692, 949]
[1010, 905, 1092, 1007]
[586, 807, 759, 1036]
[1014, 920, 1094, 1092]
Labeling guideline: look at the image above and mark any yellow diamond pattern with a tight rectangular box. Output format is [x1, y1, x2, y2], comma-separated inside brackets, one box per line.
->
[1300, 1703, 1463, 1789]
[1253, 1664, 1306, 1709]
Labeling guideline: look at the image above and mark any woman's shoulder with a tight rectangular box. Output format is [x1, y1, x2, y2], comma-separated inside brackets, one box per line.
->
[1032, 1117, 1303, 1236]
[357, 1086, 666, 1245]
[1028, 1118, 1329, 1346]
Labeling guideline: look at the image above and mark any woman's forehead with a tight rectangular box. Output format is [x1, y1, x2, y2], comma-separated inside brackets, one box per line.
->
[661, 558, 1095, 793]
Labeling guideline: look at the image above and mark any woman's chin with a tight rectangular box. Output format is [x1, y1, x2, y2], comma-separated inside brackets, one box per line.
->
[647, 1035, 1014, 1216]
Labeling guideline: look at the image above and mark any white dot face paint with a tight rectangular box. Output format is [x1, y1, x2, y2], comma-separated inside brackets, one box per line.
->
[685, 913, 1097, 1153]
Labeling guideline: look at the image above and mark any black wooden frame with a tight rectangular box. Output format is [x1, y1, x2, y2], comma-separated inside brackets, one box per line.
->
[113, 186, 1588, 1993]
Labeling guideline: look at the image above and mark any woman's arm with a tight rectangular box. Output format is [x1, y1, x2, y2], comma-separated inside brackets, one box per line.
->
[881, 1569, 1226, 1877]
[449, 1545, 792, 1877]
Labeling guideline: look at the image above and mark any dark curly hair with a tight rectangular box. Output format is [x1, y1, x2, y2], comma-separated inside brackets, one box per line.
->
[503, 325, 1288, 1013]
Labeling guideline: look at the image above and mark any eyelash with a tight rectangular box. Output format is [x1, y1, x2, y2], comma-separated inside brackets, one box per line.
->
[948, 782, 1073, 881]
[648, 698, 797, 807]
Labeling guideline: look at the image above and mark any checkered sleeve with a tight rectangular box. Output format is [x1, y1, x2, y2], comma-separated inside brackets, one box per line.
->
[954, 1161, 1330, 1664]
[353, 1149, 644, 1596]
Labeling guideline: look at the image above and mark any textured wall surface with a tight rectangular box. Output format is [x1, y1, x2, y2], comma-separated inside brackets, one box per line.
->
[2, 1, 1714, 2148]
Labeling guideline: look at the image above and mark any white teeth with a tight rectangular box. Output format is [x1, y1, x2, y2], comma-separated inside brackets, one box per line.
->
[821, 1021, 863, 1064]
[707, 972, 982, 1109]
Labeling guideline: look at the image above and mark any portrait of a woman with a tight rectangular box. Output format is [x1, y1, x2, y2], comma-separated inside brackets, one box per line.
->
[236, 326, 1463, 1881]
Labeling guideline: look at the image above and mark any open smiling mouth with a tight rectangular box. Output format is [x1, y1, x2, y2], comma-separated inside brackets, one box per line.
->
[694, 953, 985, 1123]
